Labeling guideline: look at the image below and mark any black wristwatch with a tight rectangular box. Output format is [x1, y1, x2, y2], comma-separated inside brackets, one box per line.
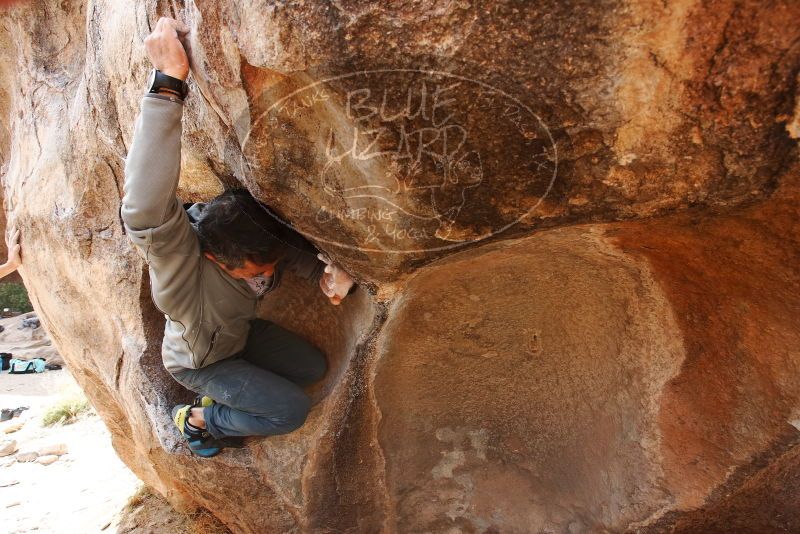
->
[147, 69, 189, 100]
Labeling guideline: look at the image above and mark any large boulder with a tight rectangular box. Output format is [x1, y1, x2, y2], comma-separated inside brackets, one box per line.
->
[0, 312, 64, 366]
[1, 0, 798, 532]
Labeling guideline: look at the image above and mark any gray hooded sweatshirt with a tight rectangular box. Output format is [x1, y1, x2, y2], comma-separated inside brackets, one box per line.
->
[121, 94, 322, 373]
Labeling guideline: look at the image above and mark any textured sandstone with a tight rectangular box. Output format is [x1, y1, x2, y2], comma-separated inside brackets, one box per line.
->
[0, 1, 799, 532]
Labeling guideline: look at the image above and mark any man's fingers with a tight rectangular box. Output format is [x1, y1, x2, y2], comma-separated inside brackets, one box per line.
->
[164, 21, 178, 38]
[319, 274, 335, 297]
[156, 16, 175, 30]
[155, 16, 170, 33]
[155, 17, 188, 38]
[145, 16, 190, 80]
[174, 20, 190, 35]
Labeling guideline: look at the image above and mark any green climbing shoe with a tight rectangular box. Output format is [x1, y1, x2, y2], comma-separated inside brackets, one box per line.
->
[194, 395, 215, 408]
[171, 403, 222, 458]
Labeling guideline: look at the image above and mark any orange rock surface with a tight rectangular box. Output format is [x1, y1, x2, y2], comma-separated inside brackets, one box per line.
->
[0, 1, 798, 531]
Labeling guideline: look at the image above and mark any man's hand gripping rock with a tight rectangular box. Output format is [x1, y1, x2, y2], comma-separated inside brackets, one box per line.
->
[317, 254, 355, 306]
[144, 17, 190, 82]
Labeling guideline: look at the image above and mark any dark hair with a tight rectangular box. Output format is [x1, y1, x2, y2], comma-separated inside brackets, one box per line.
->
[195, 189, 289, 269]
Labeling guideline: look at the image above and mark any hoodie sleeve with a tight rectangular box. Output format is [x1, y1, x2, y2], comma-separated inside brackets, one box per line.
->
[276, 230, 325, 283]
[121, 94, 198, 261]
[120, 94, 200, 324]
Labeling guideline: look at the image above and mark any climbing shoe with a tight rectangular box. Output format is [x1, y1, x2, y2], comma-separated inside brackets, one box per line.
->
[193, 395, 215, 408]
[187, 396, 246, 449]
[171, 403, 222, 458]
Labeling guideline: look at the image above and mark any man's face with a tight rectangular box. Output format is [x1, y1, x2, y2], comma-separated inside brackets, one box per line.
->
[204, 253, 276, 279]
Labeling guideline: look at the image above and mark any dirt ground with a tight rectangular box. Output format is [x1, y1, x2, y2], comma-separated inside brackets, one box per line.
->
[0, 369, 140, 533]
[0, 368, 230, 534]
[116, 488, 229, 534]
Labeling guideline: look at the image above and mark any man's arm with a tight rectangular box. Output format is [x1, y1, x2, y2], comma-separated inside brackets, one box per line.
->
[276, 230, 325, 282]
[121, 17, 189, 230]
[272, 225, 356, 305]
[119, 17, 206, 350]
[121, 18, 195, 262]
[0, 224, 21, 280]
[121, 95, 184, 232]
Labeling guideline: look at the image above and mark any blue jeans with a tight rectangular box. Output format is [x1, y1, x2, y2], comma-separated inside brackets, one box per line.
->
[171, 319, 326, 439]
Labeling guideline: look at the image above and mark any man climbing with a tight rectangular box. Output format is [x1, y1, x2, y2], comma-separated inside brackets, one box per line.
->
[121, 17, 355, 457]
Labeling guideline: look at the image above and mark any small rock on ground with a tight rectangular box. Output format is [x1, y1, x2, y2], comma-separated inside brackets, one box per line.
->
[0, 439, 17, 456]
[37, 443, 68, 456]
[3, 420, 24, 434]
[16, 450, 38, 462]
[37, 454, 59, 465]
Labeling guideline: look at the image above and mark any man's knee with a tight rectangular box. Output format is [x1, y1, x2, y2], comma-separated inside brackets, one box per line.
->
[290, 344, 327, 386]
[281, 405, 311, 433]
[306, 347, 328, 383]
[266, 394, 311, 434]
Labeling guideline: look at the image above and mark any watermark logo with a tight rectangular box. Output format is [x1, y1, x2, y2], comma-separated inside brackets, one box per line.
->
[239, 69, 557, 253]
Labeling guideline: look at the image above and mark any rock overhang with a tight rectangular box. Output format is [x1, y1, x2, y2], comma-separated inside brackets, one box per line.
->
[1, 0, 799, 532]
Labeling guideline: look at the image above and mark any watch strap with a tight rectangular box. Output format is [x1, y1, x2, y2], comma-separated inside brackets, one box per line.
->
[148, 70, 189, 100]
